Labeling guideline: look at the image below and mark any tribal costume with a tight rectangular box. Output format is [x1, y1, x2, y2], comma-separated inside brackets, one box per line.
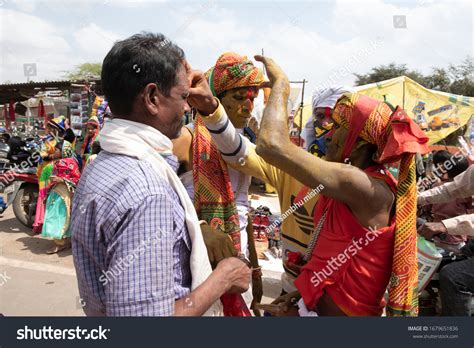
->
[190, 52, 264, 316]
[295, 93, 430, 316]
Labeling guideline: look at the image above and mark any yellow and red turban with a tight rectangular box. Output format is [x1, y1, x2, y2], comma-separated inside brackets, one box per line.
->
[205, 52, 264, 97]
[332, 93, 430, 316]
[196, 52, 264, 316]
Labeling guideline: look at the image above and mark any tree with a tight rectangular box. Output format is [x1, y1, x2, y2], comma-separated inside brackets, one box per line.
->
[354, 63, 427, 86]
[354, 56, 473, 97]
[448, 57, 474, 97]
[423, 67, 451, 92]
[64, 63, 102, 80]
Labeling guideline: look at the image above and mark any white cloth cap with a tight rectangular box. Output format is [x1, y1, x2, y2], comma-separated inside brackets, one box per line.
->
[311, 86, 353, 112]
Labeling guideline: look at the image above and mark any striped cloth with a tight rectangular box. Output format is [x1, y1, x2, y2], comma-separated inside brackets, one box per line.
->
[332, 93, 430, 316]
[205, 52, 264, 96]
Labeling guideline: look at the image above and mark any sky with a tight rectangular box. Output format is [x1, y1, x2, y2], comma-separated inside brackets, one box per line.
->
[0, 0, 472, 99]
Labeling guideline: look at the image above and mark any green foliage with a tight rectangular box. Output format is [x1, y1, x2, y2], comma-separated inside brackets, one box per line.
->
[64, 63, 102, 81]
[354, 56, 473, 96]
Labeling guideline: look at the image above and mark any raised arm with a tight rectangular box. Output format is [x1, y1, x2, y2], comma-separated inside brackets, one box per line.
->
[198, 102, 283, 187]
[254, 56, 392, 223]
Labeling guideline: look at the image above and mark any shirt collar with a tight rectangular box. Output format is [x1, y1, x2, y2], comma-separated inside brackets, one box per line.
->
[164, 154, 179, 173]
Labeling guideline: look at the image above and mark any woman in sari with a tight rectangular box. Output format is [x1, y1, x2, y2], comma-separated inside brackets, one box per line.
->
[80, 115, 100, 163]
[42, 140, 81, 254]
[33, 116, 67, 233]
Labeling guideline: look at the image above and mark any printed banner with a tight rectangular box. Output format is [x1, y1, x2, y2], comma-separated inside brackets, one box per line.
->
[356, 76, 474, 145]
[294, 76, 474, 146]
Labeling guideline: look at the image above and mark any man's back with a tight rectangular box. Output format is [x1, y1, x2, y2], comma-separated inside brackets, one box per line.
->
[71, 151, 192, 316]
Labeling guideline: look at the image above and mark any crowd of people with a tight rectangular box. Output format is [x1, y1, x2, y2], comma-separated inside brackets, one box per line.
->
[31, 114, 100, 254]
[31, 32, 470, 317]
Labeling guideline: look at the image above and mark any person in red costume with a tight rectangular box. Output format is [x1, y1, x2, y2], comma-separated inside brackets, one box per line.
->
[253, 56, 430, 317]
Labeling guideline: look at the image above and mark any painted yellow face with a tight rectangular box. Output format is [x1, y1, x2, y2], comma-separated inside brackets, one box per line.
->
[313, 107, 334, 138]
[219, 87, 258, 129]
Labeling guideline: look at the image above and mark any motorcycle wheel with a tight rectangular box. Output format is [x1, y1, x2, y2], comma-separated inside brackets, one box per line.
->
[12, 183, 38, 228]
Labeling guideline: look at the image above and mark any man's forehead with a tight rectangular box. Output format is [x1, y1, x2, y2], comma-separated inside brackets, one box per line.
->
[230, 87, 258, 96]
[173, 67, 190, 91]
[314, 107, 330, 114]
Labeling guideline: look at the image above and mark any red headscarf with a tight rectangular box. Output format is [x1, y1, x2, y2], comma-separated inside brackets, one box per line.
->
[332, 93, 430, 316]
[53, 158, 81, 186]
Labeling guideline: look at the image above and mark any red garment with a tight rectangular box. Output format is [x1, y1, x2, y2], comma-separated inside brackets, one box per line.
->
[38, 100, 47, 127]
[53, 158, 81, 185]
[294, 166, 397, 316]
[221, 292, 252, 317]
[8, 100, 15, 122]
[332, 94, 430, 316]
[252, 214, 261, 239]
[4, 104, 10, 130]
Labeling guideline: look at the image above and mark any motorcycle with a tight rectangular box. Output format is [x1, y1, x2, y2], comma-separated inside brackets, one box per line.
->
[0, 141, 10, 173]
[0, 135, 41, 226]
[0, 168, 38, 227]
[6, 136, 41, 168]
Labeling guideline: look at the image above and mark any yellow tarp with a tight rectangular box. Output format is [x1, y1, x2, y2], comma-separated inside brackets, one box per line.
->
[292, 102, 312, 131]
[293, 76, 474, 145]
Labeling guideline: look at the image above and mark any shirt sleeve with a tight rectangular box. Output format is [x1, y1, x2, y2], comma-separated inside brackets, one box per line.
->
[199, 101, 284, 189]
[104, 193, 175, 316]
[418, 166, 474, 205]
[442, 214, 474, 237]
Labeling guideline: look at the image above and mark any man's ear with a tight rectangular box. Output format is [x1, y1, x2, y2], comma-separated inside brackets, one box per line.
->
[143, 83, 161, 116]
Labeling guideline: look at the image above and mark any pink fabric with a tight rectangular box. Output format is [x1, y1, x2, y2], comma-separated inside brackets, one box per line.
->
[32, 195, 46, 233]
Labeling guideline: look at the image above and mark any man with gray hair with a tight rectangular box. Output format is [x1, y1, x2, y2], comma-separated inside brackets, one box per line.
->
[71, 33, 250, 316]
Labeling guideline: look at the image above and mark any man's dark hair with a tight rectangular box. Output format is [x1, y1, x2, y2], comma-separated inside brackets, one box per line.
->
[433, 150, 469, 179]
[91, 141, 101, 155]
[432, 150, 452, 166]
[63, 128, 76, 144]
[101, 32, 185, 116]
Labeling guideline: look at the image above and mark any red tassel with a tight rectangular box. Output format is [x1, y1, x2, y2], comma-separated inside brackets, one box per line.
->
[38, 100, 46, 126]
[221, 293, 251, 316]
[9, 99, 15, 122]
[4, 104, 10, 130]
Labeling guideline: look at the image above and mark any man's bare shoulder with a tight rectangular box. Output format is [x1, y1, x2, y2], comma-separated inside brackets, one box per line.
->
[172, 126, 193, 163]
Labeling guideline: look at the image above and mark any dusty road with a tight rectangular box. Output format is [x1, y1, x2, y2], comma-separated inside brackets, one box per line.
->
[0, 189, 283, 316]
